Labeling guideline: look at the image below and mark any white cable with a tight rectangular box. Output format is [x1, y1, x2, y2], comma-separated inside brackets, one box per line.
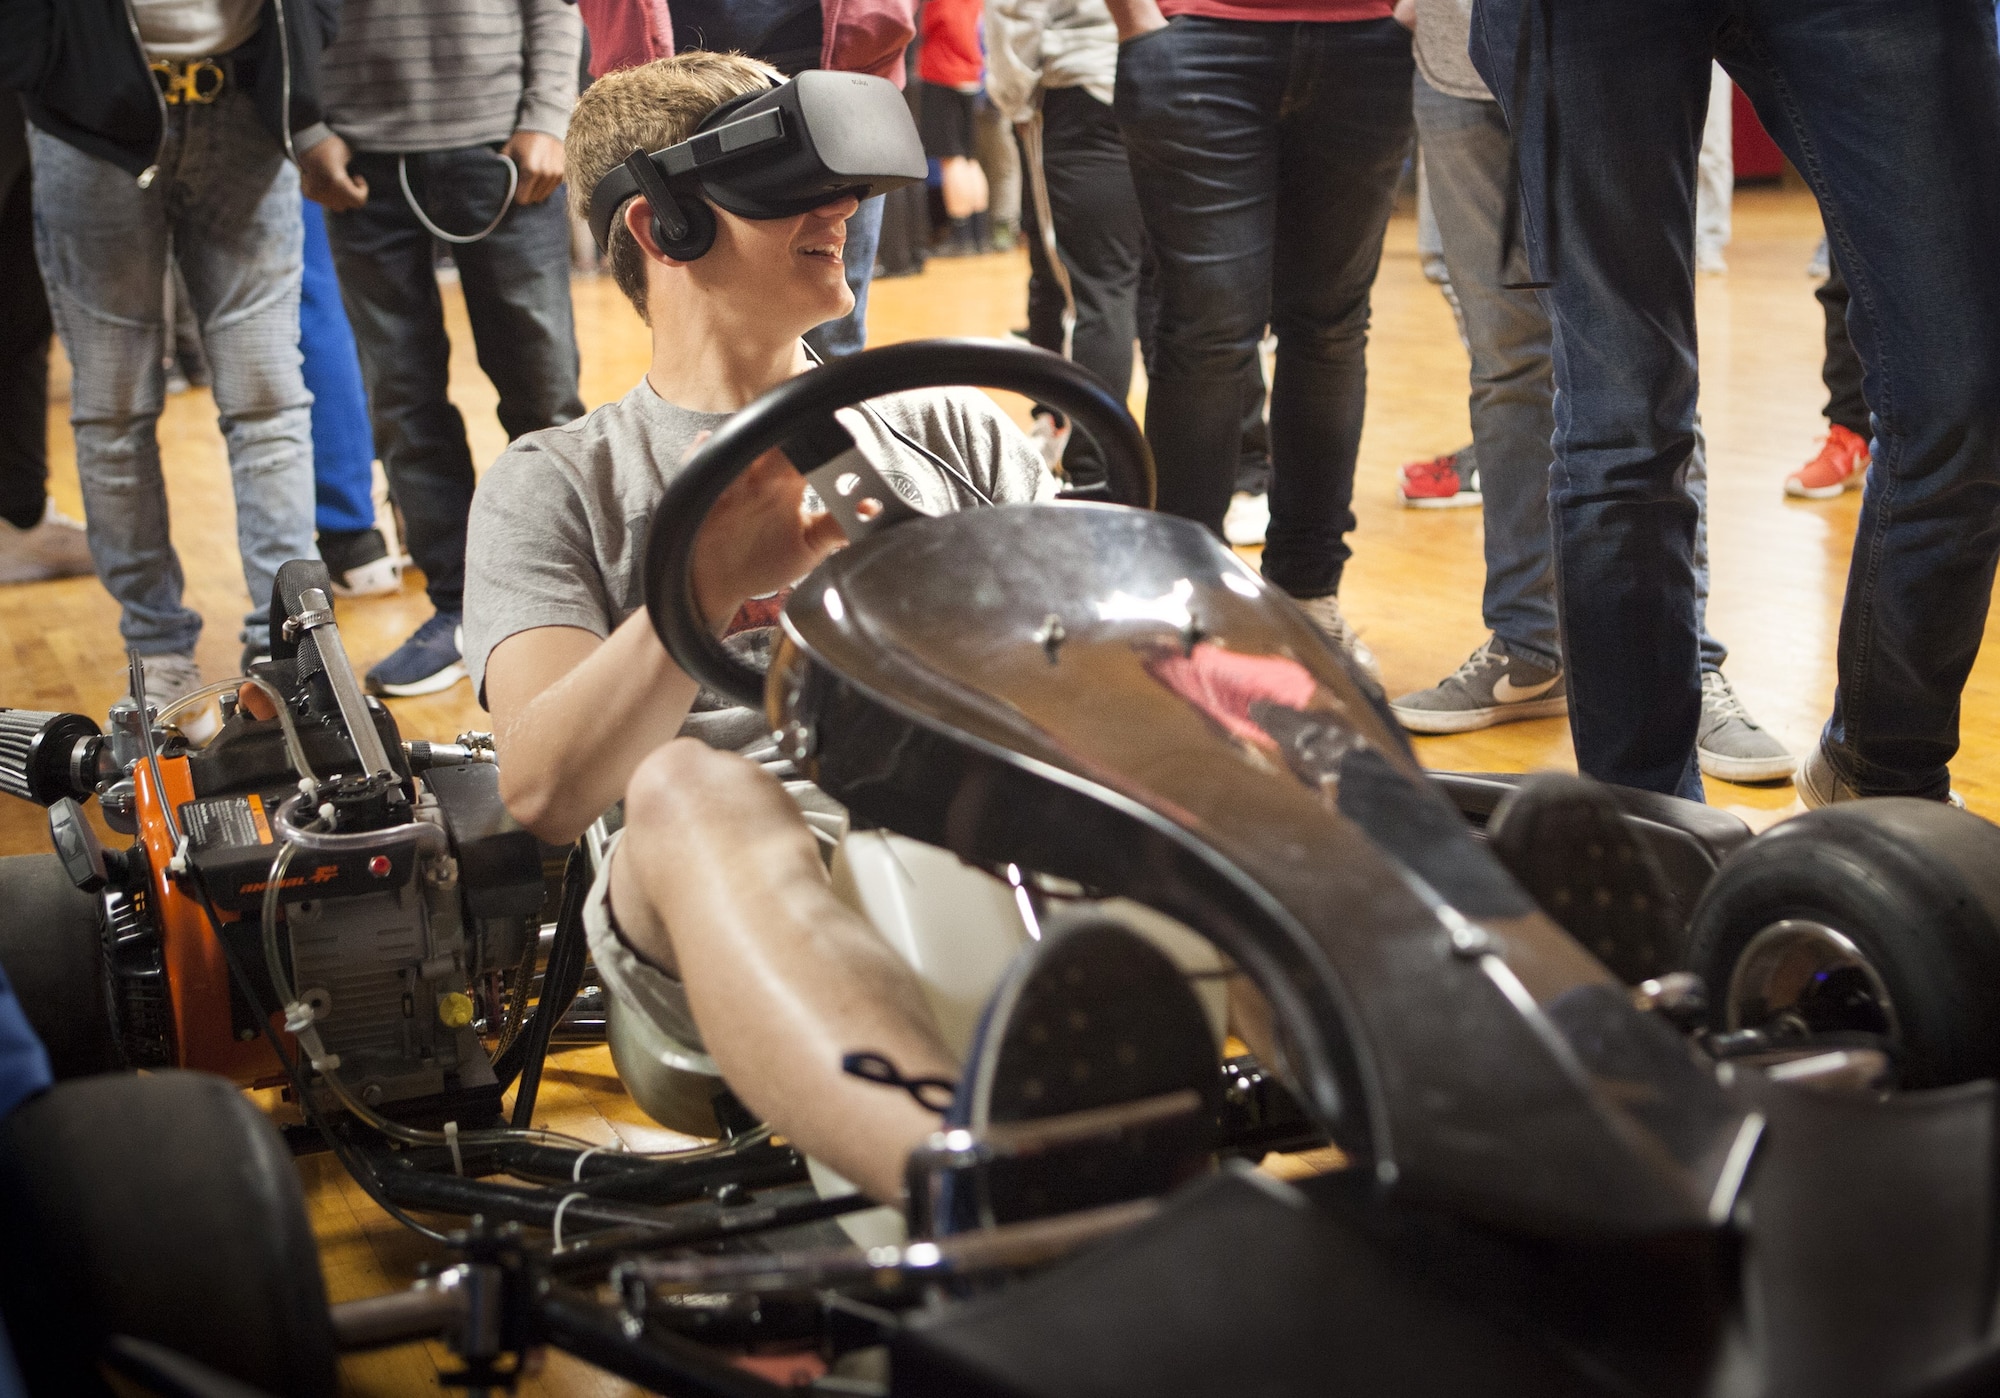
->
[552, 1191, 587, 1252]
[397, 151, 519, 245]
[571, 1141, 622, 1183]
[1017, 107, 1077, 362]
[444, 1120, 465, 1176]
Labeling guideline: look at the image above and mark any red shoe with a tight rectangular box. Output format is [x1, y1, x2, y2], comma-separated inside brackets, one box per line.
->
[1785, 424, 1870, 500]
[1397, 450, 1482, 509]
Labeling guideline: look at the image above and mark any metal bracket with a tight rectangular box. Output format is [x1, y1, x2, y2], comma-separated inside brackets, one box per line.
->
[784, 414, 927, 542]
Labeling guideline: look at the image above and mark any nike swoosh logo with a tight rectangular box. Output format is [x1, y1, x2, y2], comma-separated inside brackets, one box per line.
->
[1492, 674, 1560, 703]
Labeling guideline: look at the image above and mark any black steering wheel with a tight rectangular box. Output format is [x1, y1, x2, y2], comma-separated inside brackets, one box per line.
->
[642, 339, 1156, 709]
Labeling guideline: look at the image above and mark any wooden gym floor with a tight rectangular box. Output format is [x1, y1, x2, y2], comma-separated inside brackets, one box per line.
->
[2, 183, 1984, 1392]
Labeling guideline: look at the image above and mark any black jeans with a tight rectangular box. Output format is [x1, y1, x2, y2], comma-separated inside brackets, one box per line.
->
[328, 147, 583, 614]
[1115, 15, 1413, 596]
[1475, 0, 2000, 799]
[1817, 252, 1868, 439]
[1018, 87, 1147, 490]
[0, 104, 51, 531]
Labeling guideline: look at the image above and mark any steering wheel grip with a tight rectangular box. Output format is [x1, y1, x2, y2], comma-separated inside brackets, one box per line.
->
[643, 339, 1157, 711]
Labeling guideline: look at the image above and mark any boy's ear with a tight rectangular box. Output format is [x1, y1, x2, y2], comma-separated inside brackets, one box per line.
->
[625, 197, 685, 266]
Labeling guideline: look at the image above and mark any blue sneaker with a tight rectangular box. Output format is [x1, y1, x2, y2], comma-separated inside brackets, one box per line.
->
[365, 611, 465, 697]
[925, 916, 1222, 1235]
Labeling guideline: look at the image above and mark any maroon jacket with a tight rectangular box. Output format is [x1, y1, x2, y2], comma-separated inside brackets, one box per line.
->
[576, 0, 915, 82]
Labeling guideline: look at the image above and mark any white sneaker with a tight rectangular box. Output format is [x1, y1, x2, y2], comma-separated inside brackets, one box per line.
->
[1292, 593, 1382, 688]
[0, 500, 94, 585]
[1223, 492, 1270, 547]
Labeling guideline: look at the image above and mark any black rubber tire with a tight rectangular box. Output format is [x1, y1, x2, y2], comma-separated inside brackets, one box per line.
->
[0, 1070, 337, 1397]
[0, 852, 121, 1078]
[1686, 800, 2000, 1088]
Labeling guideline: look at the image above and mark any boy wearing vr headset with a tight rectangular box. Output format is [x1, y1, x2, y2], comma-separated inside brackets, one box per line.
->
[464, 54, 1056, 1202]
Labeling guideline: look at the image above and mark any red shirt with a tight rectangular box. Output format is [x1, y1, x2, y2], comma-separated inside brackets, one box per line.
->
[917, 0, 984, 88]
[1157, 0, 1391, 23]
[577, 0, 917, 84]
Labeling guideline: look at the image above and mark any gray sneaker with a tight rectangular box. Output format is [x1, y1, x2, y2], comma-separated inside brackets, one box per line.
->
[1292, 593, 1382, 688]
[1390, 636, 1567, 734]
[1696, 670, 1793, 783]
[1795, 740, 1964, 809]
[116, 652, 205, 711]
[0, 500, 94, 585]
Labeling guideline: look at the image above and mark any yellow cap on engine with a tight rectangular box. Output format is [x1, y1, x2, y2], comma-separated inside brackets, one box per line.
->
[437, 991, 475, 1029]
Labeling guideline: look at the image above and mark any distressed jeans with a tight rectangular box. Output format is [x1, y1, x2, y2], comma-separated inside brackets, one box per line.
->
[1473, 0, 2000, 799]
[1413, 72, 1726, 676]
[29, 92, 315, 652]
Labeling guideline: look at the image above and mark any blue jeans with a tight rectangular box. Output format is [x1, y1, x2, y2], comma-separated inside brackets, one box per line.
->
[300, 200, 376, 535]
[1413, 73, 1727, 676]
[1115, 15, 1413, 597]
[1473, 0, 2000, 800]
[328, 147, 583, 614]
[28, 93, 315, 653]
[804, 194, 885, 359]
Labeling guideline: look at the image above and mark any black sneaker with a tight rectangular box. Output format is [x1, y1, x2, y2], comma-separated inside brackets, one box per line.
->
[931, 916, 1222, 1234]
[317, 527, 401, 598]
[365, 611, 465, 697]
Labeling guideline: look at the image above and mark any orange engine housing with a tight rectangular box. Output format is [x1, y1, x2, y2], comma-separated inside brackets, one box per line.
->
[134, 755, 295, 1088]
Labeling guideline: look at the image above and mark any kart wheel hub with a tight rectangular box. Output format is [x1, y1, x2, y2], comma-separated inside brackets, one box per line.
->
[1727, 919, 1899, 1043]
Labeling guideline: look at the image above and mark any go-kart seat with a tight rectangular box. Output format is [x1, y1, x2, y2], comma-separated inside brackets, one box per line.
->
[1431, 770, 1753, 936]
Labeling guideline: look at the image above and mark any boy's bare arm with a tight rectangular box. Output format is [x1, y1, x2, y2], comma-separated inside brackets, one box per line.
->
[486, 442, 847, 844]
[487, 615, 701, 844]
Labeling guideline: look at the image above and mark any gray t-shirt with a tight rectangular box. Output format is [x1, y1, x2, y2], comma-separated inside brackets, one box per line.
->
[1413, 0, 1491, 103]
[463, 374, 1058, 706]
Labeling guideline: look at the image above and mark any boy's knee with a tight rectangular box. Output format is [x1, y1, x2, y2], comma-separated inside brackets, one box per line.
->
[625, 738, 761, 838]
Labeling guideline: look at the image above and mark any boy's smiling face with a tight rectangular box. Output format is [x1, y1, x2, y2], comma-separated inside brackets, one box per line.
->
[661, 193, 860, 338]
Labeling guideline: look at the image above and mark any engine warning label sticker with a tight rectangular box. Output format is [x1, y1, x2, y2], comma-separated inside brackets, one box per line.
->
[179, 793, 274, 851]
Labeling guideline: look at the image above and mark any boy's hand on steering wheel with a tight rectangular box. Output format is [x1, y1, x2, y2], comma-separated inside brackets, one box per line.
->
[687, 432, 848, 632]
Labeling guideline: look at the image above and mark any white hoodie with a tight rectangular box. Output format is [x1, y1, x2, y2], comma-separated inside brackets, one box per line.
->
[984, 0, 1118, 125]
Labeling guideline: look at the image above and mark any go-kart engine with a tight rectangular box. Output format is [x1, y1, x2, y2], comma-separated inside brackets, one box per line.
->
[0, 563, 549, 1124]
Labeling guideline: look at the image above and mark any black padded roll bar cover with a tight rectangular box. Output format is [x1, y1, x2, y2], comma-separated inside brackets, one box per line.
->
[699, 71, 928, 219]
[268, 558, 337, 677]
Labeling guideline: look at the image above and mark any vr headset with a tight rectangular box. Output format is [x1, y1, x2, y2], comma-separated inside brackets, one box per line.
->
[587, 70, 927, 261]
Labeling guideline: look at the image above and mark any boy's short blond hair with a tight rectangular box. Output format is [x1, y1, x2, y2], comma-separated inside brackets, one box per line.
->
[566, 52, 784, 323]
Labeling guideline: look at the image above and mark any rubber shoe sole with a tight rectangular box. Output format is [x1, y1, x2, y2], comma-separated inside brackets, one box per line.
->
[1391, 693, 1568, 735]
[1697, 744, 1798, 784]
[1785, 466, 1866, 501]
[330, 556, 403, 598]
[1397, 487, 1483, 510]
[369, 659, 466, 698]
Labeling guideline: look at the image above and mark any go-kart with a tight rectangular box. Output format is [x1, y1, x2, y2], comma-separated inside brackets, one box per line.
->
[5, 341, 2000, 1398]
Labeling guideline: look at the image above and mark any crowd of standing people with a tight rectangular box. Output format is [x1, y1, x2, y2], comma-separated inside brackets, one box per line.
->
[3, 0, 1998, 815]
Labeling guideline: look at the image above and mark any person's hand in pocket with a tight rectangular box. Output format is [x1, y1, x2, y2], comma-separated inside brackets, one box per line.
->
[1107, 0, 1169, 43]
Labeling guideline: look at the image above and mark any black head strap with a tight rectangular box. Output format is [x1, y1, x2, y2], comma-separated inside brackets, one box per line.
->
[586, 90, 788, 251]
[621, 149, 688, 246]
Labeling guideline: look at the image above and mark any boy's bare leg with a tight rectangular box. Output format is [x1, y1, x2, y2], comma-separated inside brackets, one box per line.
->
[609, 738, 958, 1204]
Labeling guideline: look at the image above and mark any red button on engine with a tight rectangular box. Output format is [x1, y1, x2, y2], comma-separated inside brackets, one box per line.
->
[368, 854, 391, 878]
